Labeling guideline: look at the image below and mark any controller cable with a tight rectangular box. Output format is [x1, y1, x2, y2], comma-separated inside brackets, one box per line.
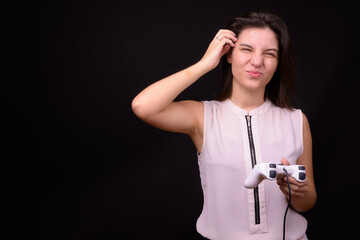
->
[283, 168, 291, 240]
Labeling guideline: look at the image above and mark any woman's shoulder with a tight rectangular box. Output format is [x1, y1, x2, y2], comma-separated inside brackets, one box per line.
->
[267, 102, 305, 123]
[202, 99, 227, 108]
[269, 101, 302, 114]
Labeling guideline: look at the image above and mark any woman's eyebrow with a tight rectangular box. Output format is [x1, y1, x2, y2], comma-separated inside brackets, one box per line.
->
[239, 43, 253, 48]
[265, 48, 279, 52]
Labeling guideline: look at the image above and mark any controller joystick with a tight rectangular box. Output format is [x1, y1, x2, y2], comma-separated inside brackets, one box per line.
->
[244, 163, 306, 189]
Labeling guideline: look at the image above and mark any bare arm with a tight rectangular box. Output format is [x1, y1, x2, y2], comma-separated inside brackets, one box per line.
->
[277, 113, 317, 212]
[131, 61, 208, 132]
[131, 30, 237, 151]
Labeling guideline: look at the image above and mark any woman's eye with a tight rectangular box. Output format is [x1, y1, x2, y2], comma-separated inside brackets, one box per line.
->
[241, 48, 251, 52]
[265, 52, 276, 57]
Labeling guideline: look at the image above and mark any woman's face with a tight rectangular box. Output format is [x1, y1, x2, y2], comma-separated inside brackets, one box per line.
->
[227, 27, 279, 94]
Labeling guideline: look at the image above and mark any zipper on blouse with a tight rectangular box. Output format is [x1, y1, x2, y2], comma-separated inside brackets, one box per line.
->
[245, 115, 261, 225]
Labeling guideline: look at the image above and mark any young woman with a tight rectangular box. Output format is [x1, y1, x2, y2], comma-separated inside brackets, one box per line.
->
[132, 10, 316, 240]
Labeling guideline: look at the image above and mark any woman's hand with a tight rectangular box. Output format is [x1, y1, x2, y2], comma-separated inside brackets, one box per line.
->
[277, 115, 316, 212]
[199, 29, 237, 71]
[277, 158, 309, 199]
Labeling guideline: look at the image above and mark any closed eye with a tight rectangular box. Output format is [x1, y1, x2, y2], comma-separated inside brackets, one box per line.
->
[264, 48, 278, 57]
[239, 43, 253, 52]
[241, 48, 252, 52]
[265, 52, 276, 57]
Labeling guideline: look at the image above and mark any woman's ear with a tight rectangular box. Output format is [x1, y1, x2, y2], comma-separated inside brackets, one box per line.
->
[227, 51, 232, 64]
[226, 46, 234, 64]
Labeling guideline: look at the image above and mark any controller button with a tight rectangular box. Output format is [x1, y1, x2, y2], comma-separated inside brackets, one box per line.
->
[269, 163, 276, 168]
[299, 172, 306, 180]
[298, 166, 305, 170]
[269, 170, 277, 178]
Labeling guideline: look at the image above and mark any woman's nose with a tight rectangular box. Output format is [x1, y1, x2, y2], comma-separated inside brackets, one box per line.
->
[250, 53, 263, 68]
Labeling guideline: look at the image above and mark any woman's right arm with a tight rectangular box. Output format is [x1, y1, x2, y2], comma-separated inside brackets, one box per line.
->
[131, 30, 237, 145]
[131, 62, 208, 134]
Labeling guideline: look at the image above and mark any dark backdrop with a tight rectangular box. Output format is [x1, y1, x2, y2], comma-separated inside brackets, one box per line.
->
[2, 0, 360, 239]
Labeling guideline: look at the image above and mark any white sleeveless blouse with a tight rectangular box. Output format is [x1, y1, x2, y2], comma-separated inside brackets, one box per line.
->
[196, 99, 308, 240]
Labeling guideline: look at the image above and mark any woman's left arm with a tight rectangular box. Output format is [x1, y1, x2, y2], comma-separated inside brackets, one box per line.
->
[277, 113, 317, 212]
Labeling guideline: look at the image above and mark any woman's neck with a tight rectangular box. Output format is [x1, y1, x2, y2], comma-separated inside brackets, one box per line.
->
[229, 85, 266, 113]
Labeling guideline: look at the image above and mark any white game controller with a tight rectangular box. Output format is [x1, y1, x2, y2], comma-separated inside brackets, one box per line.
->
[243, 163, 306, 189]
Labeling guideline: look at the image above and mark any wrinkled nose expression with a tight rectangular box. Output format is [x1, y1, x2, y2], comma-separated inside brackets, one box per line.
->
[227, 27, 279, 91]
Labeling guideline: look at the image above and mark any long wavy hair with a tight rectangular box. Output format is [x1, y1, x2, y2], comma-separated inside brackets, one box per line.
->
[216, 11, 296, 109]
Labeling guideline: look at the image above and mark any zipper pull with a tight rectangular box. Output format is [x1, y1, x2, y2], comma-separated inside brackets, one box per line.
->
[246, 114, 252, 127]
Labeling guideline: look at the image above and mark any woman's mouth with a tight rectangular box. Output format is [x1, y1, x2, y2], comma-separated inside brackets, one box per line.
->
[247, 70, 262, 78]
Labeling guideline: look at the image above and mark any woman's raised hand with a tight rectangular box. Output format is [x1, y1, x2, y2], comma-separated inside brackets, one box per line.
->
[199, 29, 237, 71]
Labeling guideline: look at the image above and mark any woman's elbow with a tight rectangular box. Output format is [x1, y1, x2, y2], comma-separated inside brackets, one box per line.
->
[131, 97, 147, 119]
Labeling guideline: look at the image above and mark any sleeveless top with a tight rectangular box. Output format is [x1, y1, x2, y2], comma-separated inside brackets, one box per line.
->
[196, 99, 308, 240]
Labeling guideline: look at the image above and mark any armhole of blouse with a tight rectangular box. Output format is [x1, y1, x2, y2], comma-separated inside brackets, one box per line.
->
[197, 101, 208, 158]
[299, 109, 305, 156]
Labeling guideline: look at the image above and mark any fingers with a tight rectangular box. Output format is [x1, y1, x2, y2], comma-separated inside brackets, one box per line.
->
[215, 29, 237, 40]
[276, 158, 309, 199]
[281, 157, 290, 166]
[277, 177, 309, 198]
[199, 29, 237, 71]
[214, 29, 237, 46]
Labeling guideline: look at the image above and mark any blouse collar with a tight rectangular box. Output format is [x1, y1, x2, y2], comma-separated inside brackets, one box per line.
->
[223, 98, 273, 116]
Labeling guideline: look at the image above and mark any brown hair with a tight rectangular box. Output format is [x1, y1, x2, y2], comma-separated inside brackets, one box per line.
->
[216, 10, 296, 109]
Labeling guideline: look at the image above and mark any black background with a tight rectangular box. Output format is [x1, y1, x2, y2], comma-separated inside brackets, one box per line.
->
[2, 0, 360, 239]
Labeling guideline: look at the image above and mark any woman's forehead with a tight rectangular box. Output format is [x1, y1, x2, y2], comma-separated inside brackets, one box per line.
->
[237, 27, 278, 49]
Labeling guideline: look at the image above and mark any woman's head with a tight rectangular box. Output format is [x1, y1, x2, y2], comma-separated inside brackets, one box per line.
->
[217, 11, 296, 109]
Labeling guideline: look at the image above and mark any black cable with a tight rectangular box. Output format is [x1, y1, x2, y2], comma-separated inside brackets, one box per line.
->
[283, 168, 291, 240]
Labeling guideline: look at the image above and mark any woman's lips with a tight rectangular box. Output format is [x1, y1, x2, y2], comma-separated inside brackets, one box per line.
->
[247, 70, 262, 78]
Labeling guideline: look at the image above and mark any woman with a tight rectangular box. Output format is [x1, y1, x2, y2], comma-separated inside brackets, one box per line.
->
[132, 10, 316, 240]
